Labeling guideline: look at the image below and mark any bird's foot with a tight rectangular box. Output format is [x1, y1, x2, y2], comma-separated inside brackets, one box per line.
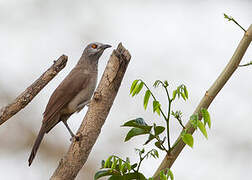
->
[70, 136, 79, 142]
[70, 133, 81, 142]
[86, 102, 90, 107]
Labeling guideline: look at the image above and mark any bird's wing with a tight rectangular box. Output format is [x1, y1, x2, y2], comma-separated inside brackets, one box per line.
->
[42, 67, 90, 129]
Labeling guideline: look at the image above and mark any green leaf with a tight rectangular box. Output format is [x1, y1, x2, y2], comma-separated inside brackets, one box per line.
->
[153, 100, 161, 115]
[154, 125, 165, 136]
[224, 13, 232, 21]
[120, 163, 126, 173]
[184, 86, 188, 99]
[153, 80, 161, 88]
[155, 141, 165, 150]
[122, 118, 152, 132]
[172, 90, 177, 100]
[135, 148, 141, 154]
[144, 90, 151, 110]
[150, 149, 159, 159]
[118, 158, 122, 170]
[101, 160, 105, 168]
[126, 157, 130, 163]
[136, 81, 144, 94]
[111, 156, 118, 170]
[108, 172, 146, 180]
[159, 170, 167, 180]
[197, 121, 208, 139]
[144, 134, 155, 145]
[179, 84, 188, 101]
[126, 162, 131, 171]
[201, 108, 211, 128]
[131, 163, 138, 169]
[130, 79, 139, 94]
[94, 170, 114, 180]
[181, 133, 194, 148]
[190, 114, 199, 129]
[154, 149, 159, 158]
[124, 128, 149, 142]
[181, 92, 186, 101]
[167, 169, 174, 180]
[177, 87, 180, 98]
[164, 80, 169, 87]
[104, 156, 113, 168]
[224, 13, 229, 19]
[132, 81, 144, 97]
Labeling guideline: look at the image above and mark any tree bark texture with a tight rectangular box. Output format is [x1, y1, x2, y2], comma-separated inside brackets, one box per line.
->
[50, 43, 131, 180]
[0, 55, 68, 126]
[154, 24, 252, 178]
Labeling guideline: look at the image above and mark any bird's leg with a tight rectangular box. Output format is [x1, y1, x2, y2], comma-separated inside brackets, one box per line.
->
[62, 121, 79, 141]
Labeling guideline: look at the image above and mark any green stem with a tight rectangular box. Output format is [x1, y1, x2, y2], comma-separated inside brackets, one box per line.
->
[136, 149, 160, 172]
[177, 117, 186, 129]
[136, 156, 143, 172]
[166, 99, 172, 151]
[231, 18, 246, 32]
[224, 13, 246, 33]
[239, 61, 252, 67]
[141, 79, 172, 151]
[156, 81, 172, 151]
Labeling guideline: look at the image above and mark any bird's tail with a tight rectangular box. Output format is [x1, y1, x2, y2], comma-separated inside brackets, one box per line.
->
[28, 127, 45, 166]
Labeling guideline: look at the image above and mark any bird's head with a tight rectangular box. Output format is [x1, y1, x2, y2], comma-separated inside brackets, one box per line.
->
[84, 42, 112, 59]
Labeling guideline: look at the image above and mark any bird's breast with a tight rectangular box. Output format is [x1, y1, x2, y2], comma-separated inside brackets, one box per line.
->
[65, 72, 97, 114]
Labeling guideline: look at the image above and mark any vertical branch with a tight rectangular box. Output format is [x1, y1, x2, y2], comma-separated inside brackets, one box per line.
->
[50, 43, 131, 180]
[154, 24, 252, 178]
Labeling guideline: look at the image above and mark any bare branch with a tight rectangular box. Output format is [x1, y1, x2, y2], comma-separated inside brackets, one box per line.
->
[50, 43, 131, 180]
[154, 24, 252, 178]
[0, 55, 68, 126]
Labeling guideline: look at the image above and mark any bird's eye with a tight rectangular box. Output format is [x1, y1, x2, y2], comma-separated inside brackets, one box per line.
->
[91, 44, 97, 49]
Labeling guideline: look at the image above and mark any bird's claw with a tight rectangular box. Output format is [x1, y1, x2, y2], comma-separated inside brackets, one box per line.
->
[70, 135, 80, 142]
[70, 132, 81, 142]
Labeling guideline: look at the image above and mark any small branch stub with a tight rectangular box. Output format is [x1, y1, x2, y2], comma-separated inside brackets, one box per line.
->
[0, 55, 68, 126]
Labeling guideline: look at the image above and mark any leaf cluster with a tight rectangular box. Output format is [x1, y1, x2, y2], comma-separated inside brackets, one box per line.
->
[96, 79, 212, 179]
[95, 149, 171, 180]
[182, 108, 211, 148]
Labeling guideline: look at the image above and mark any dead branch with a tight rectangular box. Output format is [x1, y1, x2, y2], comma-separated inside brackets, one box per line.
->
[0, 55, 68, 126]
[50, 43, 131, 180]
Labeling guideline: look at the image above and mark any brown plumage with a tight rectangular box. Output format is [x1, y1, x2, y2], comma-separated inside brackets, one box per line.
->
[28, 42, 111, 166]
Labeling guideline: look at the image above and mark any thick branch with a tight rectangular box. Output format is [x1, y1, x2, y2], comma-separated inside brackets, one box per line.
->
[154, 24, 252, 178]
[50, 43, 131, 180]
[0, 55, 68, 126]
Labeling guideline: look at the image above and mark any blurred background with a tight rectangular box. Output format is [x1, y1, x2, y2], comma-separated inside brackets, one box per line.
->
[0, 0, 252, 179]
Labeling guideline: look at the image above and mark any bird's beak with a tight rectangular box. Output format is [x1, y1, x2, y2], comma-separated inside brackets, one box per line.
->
[100, 44, 112, 50]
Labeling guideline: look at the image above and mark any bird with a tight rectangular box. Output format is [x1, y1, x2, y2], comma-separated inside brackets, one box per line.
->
[28, 42, 111, 166]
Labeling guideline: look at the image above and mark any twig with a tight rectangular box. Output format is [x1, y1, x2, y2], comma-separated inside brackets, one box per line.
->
[239, 61, 252, 67]
[0, 55, 68, 126]
[153, 24, 252, 178]
[50, 43, 131, 180]
[224, 13, 246, 33]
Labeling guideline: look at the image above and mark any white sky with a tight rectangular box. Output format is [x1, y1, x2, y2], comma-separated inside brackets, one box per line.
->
[0, 0, 252, 179]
